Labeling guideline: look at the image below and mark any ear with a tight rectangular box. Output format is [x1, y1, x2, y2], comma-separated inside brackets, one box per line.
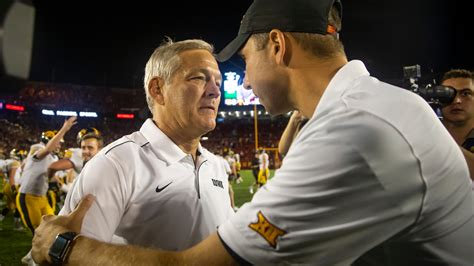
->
[268, 29, 290, 66]
[148, 77, 165, 105]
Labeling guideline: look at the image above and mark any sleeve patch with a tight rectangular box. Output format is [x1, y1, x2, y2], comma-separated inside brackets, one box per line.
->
[248, 211, 286, 248]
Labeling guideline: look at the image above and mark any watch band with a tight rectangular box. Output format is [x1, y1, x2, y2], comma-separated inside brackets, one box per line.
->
[49, 231, 79, 265]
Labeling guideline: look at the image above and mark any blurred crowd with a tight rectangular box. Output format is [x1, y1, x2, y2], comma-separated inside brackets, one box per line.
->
[1, 82, 288, 169]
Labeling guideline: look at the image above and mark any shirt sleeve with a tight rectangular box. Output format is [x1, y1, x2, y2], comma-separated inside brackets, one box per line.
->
[68, 148, 83, 173]
[218, 110, 424, 265]
[59, 154, 129, 243]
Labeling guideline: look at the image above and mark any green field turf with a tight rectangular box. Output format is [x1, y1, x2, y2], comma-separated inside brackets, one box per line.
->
[0, 169, 273, 265]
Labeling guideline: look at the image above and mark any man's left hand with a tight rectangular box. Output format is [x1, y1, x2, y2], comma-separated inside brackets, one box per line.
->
[32, 194, 95, 264]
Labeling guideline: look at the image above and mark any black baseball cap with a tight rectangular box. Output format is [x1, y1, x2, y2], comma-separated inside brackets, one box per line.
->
[217, 0, 342, 62]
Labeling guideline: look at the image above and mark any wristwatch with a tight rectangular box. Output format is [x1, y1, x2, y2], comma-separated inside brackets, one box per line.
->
[48, 232, 79, 265]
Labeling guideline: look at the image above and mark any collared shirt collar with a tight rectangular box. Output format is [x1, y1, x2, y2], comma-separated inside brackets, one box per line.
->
[140, 118, 207, 165]
[312, 60, 370, 120]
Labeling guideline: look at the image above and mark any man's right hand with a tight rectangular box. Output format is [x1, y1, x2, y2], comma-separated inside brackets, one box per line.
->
[32, 194, 95, 264]
[61, 116, 78, 132]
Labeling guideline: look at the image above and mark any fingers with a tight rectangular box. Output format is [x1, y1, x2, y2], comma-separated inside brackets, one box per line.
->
[41, 214, 55, 223]
[65, 116, 78, 127]
[68, 194, 95, 229]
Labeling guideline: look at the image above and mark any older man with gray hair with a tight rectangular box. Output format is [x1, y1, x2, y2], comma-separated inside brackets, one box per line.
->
[46, 38, 233, 264]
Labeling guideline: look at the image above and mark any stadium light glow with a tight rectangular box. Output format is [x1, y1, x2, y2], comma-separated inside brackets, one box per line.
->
[42, 109, 55, 116]
[56, 110, 78, 116]
[79, 111, 98, 117]
[222, 71, 259, 106]
[6, 104, 25, 111]
[116, 113, 134, 119]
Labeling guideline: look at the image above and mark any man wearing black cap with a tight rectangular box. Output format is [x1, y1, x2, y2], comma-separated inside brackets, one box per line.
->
[32, 0, 474, 265]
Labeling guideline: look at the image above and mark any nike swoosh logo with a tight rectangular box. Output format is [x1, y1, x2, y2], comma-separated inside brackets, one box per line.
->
[156, 182, 172, 193]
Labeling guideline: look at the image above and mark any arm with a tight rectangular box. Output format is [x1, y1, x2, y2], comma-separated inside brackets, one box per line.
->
[36, 116, 77, 160]
[8, 162, 19, 187]
[262, 153, 268, 170]
[230, 161, 237, 177]
[8, 164, 19, 194]
[59, 154, 128, 243]
[48, 159, 74, 179]
[32, 195, 236, 265]
[66, 169, 76, 185]
[460, 147, 474, 181]
[278, 111, 306, 156]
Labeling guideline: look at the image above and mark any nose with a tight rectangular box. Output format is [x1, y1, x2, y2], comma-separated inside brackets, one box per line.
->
[205, 78, 221, 99]
[453, 93, 462, 104]
[243, 74, 251, 90]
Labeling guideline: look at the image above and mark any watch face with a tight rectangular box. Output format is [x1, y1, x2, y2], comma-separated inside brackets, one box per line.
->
[49, 235, 69, 259]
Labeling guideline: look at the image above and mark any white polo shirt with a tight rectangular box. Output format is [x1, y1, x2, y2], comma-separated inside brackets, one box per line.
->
[258, 152, 269, 170]
[0, 159, 19, 177]
[218, 60, 474, 265]
[14, 162, 23, 186]
[60, 119, 234, 250]
[20, 144, 58, 196]
[216, 155, 232, 175]
[67, 147, 83, 175]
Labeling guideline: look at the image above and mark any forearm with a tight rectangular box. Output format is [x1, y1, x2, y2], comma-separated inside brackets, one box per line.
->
[39, 118, 76, 159]
[68, 237, 182, 266]
[70, 233, 236, 266]
[48, 159, 74, 178]
[279, 122, 299, 156]
[8, 168, 17, 186]
[47, 168, 57, 179]
[44, 128, 68, 152]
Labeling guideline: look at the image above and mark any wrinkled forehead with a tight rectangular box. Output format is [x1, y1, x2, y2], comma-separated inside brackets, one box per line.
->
[81, 138, 99, 147]
[177, 50, 222, 79]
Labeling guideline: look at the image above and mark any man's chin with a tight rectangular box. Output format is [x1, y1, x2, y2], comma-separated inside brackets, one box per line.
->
[199, 121, 216, 135]
[263, 105, 289, 117]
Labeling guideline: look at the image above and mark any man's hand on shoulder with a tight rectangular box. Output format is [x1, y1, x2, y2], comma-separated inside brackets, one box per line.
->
[32, 194, 95, 264]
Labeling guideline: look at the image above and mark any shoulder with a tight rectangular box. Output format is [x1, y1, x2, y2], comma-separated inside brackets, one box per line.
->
[83, 131, 150, 175]
[8, 159, 21, 168]
[342, 76, 429, 117]
[102, 131, 150, 157]
[201, 147, 219, 162]
[201, 149, 227, 168]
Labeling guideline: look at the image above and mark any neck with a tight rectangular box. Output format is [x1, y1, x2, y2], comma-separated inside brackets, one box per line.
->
[443, 120, 474, 145]
[290, 55, 348, 118]
[152, 117, 200, 159]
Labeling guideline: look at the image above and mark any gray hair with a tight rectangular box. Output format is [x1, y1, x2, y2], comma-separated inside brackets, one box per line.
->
[143, 37, 215, 112]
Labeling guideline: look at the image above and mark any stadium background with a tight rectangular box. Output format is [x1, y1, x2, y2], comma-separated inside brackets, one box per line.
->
[0, 80, 285, 264]
[1, 0, 472, 264]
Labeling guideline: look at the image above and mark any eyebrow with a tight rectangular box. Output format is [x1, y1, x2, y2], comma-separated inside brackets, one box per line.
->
[455, 88, 473, 91]
[188, 68, 222, 81]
